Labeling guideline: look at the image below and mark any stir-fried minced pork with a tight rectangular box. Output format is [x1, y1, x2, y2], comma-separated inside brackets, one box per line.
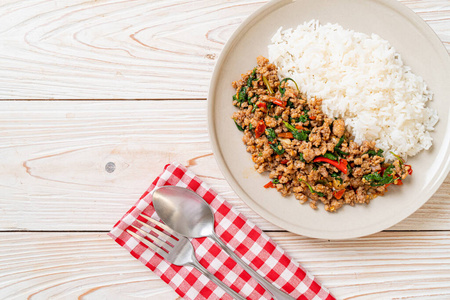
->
[232, 56, 412, 212]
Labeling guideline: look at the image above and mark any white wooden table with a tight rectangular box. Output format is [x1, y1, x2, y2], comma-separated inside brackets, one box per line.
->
[0, 1, 449, 299]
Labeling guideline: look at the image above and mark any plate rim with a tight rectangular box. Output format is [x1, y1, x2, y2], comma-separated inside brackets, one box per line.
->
[207, 0, 450, 239]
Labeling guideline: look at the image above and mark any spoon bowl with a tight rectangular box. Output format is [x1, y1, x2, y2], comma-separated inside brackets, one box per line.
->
[152, 186, 214, 238]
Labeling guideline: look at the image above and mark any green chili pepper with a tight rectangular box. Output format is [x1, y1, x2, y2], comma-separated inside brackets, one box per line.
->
[323, 152, 338, 161]
[283, 120, 296, 132]
[262, 76, 274, 95]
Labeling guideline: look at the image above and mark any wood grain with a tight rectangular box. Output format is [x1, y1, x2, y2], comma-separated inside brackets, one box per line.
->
[0, 231, 448, 299]
[0, 0, 448, 99]
[0, 100, 448, 232]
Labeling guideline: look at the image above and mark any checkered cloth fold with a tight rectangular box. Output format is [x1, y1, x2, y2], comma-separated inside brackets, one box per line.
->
[109, 162, 335, 300]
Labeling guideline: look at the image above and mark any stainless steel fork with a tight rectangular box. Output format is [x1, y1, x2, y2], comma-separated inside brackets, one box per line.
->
[127, 214, 245, 300]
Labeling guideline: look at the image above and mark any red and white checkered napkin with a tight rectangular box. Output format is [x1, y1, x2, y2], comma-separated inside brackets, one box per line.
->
[109, 163, 335, 300]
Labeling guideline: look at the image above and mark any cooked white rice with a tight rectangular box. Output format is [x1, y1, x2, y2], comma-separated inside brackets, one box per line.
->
[268, 20, 438, 161]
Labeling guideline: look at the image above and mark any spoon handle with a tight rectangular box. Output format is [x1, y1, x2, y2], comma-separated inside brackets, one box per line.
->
[210, 233, 295, 300]
[189, 260, 246, 300]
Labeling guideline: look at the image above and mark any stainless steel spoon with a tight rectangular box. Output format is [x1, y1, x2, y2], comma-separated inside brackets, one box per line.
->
[152, 186, 294, 300]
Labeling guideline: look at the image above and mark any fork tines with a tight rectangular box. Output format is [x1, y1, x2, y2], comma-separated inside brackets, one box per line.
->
[126, 215, 179, 257]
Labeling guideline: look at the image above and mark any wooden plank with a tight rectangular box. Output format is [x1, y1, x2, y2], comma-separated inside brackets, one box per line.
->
[0, 0, 448, 99]
[0, 232, 178, 300]
[271, 231, 450, 300]
[0, 0, 258, 99]
[0, 100, 449, 232]
[0, 231, 448, 299]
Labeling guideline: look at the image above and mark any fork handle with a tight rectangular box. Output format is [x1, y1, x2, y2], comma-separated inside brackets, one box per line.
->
[210, 233, 295, 300]
[189, 260, 246, 300]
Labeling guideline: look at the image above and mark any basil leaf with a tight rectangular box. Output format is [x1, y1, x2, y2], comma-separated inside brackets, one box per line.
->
[297, 114, 308, 123]
[298, 152, 305, 162]
[247, 68, 257, 87]
[331, 173, 343, 183]
[334, 136, 349, 157]
[293, 130, 310, 141]
[363, 165, 396, 186]
[270, 143, 285, 155]
[265, 128, 277, 142]
[234, 120, 244, 131]
[366, 149, 384, 157]
[283, 121, 309, 141]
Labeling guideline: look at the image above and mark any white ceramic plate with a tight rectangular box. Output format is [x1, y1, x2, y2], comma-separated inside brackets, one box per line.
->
[208, 0, 450, 239]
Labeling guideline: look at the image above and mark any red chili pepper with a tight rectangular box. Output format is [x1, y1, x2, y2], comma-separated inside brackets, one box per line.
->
[278, 132, 294, 139]
[333, 189, 345, 200]
[394, 179, 403, 185]
[278, 175, 282, 180]
[313, 157, 348, 174]
[309, 116, 316, 120]
[257, 102, 267, 109]
[280, 159, 289, 164]
[264, 181, 274, 188]
[295, 125, 304, 130]
[405, 164, 413, 175]
[255, 120, 266, 138]
[270, 97, 286, 107]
